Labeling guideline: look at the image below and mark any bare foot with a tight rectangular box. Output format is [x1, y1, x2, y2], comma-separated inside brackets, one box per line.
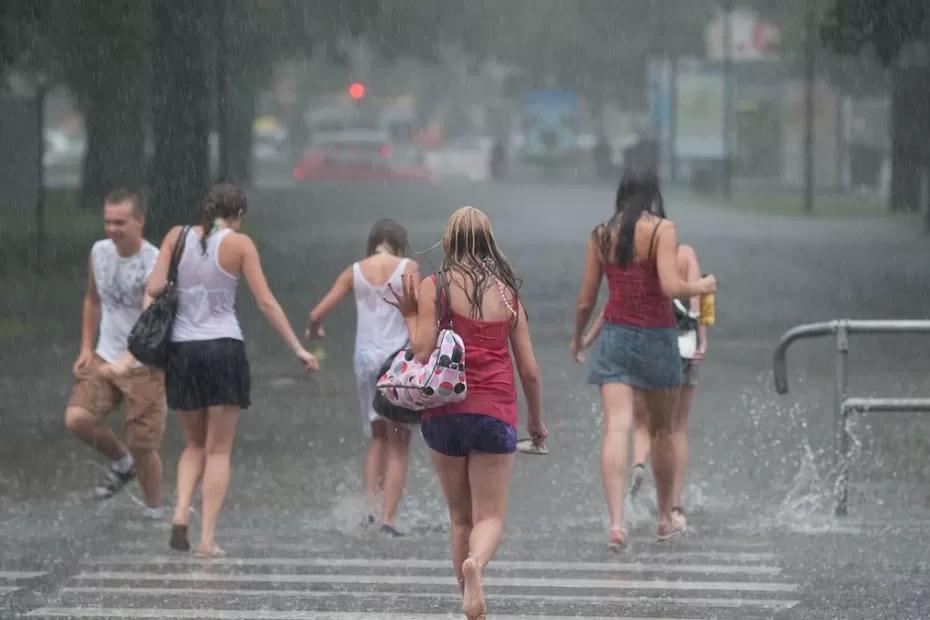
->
[194, 543, 227, 558]
[461, 556, 486, 619]
[608, 526, 628, 552]
[656, 520, 685, 542]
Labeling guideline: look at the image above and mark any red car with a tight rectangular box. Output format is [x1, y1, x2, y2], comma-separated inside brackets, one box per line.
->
[293, 131, 429, 182]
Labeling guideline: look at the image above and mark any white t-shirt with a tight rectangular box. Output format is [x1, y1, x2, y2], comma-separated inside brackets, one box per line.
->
[91, 239, 159, 364]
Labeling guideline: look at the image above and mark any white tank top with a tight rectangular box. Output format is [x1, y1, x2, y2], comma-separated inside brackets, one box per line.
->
[171, 228, 243, 342]
[92, 239, 159, 364]
[353, 258, 410, 360]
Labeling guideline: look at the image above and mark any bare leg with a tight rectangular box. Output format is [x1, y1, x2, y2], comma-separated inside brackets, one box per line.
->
[65, 407, 127, 461]
[428, 449, 472, 589]
[172, 409, 207, 526]
[643, 388, 681, 533]
[599, 383, 634, 531]
[380, 422, 411, 526]
[462, 451, 515, 619]
[671, 384, 696, 508]
[364, 421, 388, 518]
[198, 405, 239, 552]
[631, 395, 651, 466]
[129, 448, 163, 508]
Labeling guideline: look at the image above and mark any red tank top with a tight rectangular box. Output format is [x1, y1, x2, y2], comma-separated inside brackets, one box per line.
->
[601, 222, 675, 329]
[421, 312, 518, 428]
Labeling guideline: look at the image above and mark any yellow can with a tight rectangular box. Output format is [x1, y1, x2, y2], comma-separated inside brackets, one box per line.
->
[699, 293, 716, 327]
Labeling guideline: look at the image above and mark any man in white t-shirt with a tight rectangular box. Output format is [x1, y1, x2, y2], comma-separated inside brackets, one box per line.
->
[64, 188, 167, 518]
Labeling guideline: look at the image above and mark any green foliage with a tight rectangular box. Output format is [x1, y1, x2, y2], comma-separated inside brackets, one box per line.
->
[821, 0, 929, 65]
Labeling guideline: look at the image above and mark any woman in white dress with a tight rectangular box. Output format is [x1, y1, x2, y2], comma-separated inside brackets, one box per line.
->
[307, 219, 419, 536]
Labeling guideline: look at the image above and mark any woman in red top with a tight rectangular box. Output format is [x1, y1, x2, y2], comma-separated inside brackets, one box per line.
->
[388, 206, 547, 620]
[572, 168, 715, 547]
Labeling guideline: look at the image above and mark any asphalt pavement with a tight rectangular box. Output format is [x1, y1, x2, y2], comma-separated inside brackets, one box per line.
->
[2, 177, 930, 619]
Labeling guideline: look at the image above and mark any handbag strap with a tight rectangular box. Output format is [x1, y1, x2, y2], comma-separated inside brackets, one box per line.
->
[434, 270, 453, 329]
[167, 225, 191, 286]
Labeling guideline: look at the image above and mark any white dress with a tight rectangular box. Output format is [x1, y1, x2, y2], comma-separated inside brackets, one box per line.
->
[352, 258, 411, 436]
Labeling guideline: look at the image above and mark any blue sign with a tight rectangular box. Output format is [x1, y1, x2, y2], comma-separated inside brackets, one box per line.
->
[521, 90, 578, 162]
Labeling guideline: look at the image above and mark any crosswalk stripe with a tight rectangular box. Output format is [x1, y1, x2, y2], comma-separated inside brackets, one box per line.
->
[173, 530, 774, 551]
[74, 570, 798, 593]
[28, 609, 706, 620]
[61, 586, 801, 609]
[84, 556, 782, 576]
[0, 586, 21, 595]
[0, 571, 46, 580]
[108, 548, 778, 563]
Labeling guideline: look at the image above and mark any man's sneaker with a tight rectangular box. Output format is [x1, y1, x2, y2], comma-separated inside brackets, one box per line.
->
[380, 523, 405, 538]
[629, 463, 646, 500]
[95, 465, 135, 500]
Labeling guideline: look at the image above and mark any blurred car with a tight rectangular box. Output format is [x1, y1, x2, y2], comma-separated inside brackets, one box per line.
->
[292, 130, 429, 182]
[424, 136, 494, 182]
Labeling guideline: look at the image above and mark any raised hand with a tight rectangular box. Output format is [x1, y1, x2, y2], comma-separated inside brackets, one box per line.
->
[384, 274, 419, 317]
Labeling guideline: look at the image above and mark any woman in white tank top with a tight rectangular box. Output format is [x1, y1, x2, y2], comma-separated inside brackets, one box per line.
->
[307, 218, 419, 537]
[147, 184, 318, 557]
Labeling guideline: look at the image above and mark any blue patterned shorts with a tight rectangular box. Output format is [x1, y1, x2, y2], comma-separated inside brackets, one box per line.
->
[421, 413, 517, 457]
[588, 322, 683, 390]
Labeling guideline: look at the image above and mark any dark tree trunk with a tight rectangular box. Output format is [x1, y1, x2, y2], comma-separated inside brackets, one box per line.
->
[223, 83, 255, 186]
[890, 65, 930, 212]
[149, 0, 210, 239]
[79, 79, 146, 209]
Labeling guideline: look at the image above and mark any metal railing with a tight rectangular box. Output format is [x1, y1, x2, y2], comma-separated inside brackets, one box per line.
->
[773, 320, 930, 515]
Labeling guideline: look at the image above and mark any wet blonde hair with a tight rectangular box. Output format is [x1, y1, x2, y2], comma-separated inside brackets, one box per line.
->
[440, 206, 521, 322]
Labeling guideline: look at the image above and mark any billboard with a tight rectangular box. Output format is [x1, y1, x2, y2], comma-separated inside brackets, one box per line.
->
[521, 90, 578, 163]
[674, 64, 726, 160]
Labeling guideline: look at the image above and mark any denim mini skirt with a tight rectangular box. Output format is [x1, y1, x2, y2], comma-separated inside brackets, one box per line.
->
[588, 322, 683, 390]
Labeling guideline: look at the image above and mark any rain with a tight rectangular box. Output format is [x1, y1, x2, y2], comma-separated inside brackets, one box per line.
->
[1, 1, 929, 618]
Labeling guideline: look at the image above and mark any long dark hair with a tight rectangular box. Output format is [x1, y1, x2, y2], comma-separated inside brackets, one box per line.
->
[441, 206, 521, 323]
[199, 184, 247, 254]
[596, 167, 666, 267]
[366, 218, 408, 256]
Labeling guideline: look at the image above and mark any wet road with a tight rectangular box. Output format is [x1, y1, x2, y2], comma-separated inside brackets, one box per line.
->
[2, 178, 930, 619]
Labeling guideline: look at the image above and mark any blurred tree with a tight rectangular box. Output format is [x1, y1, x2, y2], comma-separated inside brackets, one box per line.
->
[63, 1, 148, 210]
[822, 0, 930, 211]
[212, 0, 377, 186]
[1, 0, 147, 211]
[148, 0, 210, 236]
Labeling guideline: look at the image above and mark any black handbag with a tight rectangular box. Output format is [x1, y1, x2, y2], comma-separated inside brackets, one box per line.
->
[127, 226, 190, 368]
[372, 346, 421, 425]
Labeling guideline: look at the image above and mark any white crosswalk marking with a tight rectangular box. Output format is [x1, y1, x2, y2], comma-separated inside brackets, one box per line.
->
[28, 611, 707, 620]
[25, 545, 801, 619]
[85, 555, 784, 575]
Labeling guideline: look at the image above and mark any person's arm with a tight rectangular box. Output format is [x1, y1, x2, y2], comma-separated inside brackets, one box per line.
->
[679, 244, 709, 361]
[383, 269, 433, 361]
[581, 307, 605, 350]
[572, 237, 603, 360]
[655, 221, 715, 300]
[306, 266, 353, 339]
[510, 304, 546, 443]
[73, 252, 101, 376]
[407, 275, 438, 363]
[239, 235, 318, 370]
[145, 226, 184, 298]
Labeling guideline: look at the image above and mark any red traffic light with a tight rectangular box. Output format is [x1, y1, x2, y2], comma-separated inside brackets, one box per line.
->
[348, 82, 366, 101]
